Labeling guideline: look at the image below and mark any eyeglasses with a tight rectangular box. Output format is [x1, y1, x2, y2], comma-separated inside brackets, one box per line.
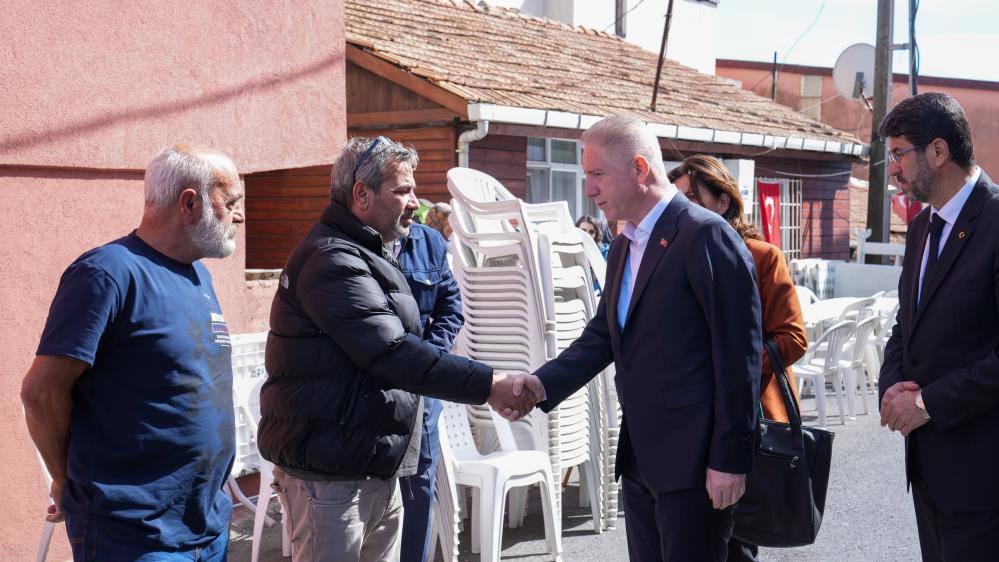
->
[887, 144, 925, 164]
[353, 136, 389, 182]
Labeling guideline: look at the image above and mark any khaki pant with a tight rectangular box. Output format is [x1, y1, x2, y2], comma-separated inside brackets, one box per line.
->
[273, 468, 403, 562]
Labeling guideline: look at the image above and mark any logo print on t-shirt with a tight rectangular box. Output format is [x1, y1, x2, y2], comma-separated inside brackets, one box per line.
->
[210, 312, 231, 347]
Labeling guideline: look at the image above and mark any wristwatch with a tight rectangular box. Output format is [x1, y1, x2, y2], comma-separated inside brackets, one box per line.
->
[915, 391, 931, 421]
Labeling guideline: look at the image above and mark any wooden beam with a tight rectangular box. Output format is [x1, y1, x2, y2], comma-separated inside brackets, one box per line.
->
[347, 108, 459, 128]
[346, 46, 469, 117]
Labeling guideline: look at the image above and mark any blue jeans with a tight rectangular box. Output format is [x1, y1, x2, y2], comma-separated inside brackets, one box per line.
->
[64, 511, 228, 562]
[399, 397, 443, 562]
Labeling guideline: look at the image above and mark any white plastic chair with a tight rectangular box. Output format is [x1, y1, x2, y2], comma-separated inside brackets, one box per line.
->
[839, 316, 880, 416]
[244, 378, 291, 562]
[795, 285, 820, 307]
[440, 401, 562, 562]
[795, 320, 857, 427]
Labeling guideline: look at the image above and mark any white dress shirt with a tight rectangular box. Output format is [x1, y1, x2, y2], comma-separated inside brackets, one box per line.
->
[617, 186, 678, 330]
[917, 167, 980, 304]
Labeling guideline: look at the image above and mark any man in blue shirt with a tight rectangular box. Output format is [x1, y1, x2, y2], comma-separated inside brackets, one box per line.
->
[20, 144, 245, 561]
[394, 222, 463, 562]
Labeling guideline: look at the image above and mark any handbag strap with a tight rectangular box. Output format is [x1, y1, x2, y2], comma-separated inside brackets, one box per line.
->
[763, 339, 805, 449]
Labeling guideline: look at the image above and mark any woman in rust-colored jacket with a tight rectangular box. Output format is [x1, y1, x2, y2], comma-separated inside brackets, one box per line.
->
[670, 155, 808, 561]
[668, 156, 808, 422]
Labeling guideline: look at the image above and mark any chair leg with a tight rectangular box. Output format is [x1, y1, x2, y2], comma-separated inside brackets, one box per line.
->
[840, 366, 857, 418]
[538, 476, 563, 562]
[814, 377, 828, 427]
[857, 366, 870, 415]
[507, 487, 527, 528]
[833, 372, 847, 425]
[583, 462, 603, 534]
[252, 462, 275, 562]
[36, 520, 55, 562]
[481, 485, 507, 562]
[470, 487, 481, 554]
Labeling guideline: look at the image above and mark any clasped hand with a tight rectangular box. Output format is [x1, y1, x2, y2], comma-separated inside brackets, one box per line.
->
[487, 372, 544, 421]
[880, 381, 928, 436]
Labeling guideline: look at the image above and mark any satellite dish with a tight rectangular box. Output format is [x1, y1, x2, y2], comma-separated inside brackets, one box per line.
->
[833, 43, 875, 100]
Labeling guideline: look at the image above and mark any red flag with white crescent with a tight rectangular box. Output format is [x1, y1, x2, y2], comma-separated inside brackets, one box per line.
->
[758, 180, 782, 248]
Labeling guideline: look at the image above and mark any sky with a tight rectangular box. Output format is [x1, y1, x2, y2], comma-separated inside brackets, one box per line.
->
[715, 0, 999, 83]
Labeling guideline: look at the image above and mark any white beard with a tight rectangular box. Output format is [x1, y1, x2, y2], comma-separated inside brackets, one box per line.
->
[189, 197, 237, 259]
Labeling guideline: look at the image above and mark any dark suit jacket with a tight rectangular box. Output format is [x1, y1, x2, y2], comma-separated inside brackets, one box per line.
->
[535, 194, 762, 494]
[879, 170, 999, 511]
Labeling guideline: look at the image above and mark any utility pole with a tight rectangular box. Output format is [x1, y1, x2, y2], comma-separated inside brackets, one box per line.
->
[771, 52, 778, 100]
[908, 0, 918, 96]
[650, 0, 676, 111]
[866, 0, 893, 252]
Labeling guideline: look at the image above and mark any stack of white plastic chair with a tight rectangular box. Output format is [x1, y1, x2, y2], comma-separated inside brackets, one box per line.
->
[446, 167, 608, 533]
[430, 416, 464, 562]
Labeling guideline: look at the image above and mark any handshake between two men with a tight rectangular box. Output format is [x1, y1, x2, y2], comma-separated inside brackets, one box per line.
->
[486, 372, 545, 421]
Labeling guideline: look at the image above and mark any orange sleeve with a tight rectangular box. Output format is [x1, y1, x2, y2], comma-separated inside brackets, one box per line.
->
[748, 239, 808, 422]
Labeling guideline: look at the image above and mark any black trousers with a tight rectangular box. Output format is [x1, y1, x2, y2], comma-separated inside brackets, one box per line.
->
[912, 479, 999, 562]
[619, 449, 734, 562]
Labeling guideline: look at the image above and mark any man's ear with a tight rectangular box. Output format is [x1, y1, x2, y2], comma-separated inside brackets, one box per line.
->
[351, 180, 370, 211]
[178, 188, 200, 224]
[929, 138, 951, 168]
[634, 155, 651, 182]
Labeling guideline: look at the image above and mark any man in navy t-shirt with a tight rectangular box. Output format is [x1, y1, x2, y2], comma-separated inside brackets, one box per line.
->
[21, 144, 245, 561]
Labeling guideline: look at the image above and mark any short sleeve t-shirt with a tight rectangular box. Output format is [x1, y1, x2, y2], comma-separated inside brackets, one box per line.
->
[36, 232, 235, 549]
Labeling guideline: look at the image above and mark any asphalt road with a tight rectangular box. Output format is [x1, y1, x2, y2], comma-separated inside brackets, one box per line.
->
[231, 393, 921, 561]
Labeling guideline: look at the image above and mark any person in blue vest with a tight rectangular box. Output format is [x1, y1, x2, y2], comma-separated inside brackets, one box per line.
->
[393, 220, 463, 562]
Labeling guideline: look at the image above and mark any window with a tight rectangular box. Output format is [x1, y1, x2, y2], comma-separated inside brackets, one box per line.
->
[800, 75, 823, 121]
[748, 177, 803, 261]
[526, 137, 598, 220]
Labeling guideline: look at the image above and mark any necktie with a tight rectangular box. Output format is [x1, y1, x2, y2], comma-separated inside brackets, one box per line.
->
[919, 214, 945, 306]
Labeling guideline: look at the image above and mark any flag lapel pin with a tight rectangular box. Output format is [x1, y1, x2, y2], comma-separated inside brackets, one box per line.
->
[660, 238, 668, 248]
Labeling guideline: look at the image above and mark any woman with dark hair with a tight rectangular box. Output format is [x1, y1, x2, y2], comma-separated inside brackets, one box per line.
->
[670, 155, 809, 561]
[575, 214, 610, 260]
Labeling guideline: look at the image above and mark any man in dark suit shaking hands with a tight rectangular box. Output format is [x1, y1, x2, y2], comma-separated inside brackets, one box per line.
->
[513, 115, 762, 560]
[879, 92, 999, 561]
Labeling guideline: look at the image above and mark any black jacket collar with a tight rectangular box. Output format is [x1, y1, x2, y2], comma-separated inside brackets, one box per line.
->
[320, 202, 385, 255]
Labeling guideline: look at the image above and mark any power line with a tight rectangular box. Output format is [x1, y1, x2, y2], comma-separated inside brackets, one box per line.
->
[603, 0, 646, 33]
[748, 0, 828, 91]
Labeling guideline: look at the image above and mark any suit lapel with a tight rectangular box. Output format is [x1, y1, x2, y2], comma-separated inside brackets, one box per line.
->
[912, 174, 989, 332]
[605, 234, 629, 351]
[902, 211, 929, 351]
[623, 196, 685, 329]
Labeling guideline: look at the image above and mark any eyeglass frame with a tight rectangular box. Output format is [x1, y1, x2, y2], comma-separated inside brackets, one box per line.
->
[886, 144, 926, 164]
[352, 136, 389, 183]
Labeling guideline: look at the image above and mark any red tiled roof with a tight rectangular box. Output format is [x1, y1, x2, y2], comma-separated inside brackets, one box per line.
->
[346, 0, 862, 147]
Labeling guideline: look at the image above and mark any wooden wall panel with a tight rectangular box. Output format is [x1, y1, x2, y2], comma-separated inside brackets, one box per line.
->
[347, 61, 442, 113]
[244, 165, 330, 270]
[468, 134, 528, 199]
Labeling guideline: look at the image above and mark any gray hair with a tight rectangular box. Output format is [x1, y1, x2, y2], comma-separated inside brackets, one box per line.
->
[144, 144, 239, 210]
[330, 136, 419, 207]
[581, 115, 667, 176]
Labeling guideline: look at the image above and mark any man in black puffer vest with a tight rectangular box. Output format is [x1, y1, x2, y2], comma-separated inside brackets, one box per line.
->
[258, 136, 535, 562]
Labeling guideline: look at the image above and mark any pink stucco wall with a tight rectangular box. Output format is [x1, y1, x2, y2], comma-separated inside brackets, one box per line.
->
[0, 2, 345, 559]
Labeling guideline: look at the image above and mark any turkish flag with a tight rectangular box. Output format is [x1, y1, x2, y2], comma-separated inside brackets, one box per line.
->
[758, 180, 782, 248]
[891, 192, 923, 224]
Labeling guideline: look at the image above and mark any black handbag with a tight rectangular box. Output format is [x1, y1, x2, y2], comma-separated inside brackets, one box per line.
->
[732, 339, 835, 548]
